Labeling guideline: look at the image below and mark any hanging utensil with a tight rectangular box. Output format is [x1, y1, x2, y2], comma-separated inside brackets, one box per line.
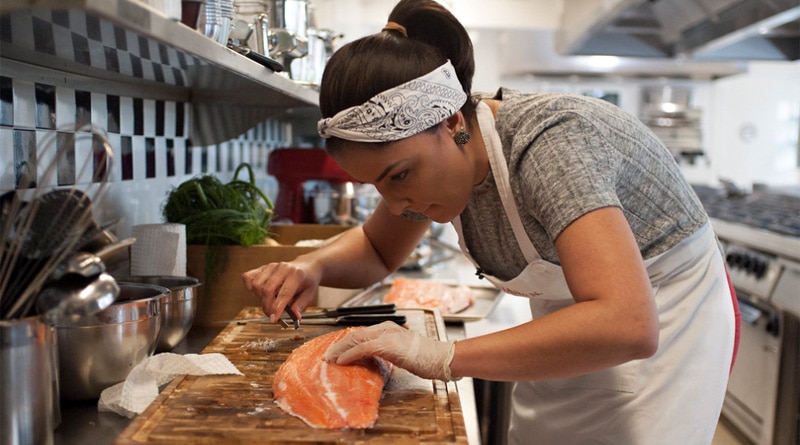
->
[0, 126, 114, 320]
[36, 272, 119, 325]
[49, 252, 105, 282]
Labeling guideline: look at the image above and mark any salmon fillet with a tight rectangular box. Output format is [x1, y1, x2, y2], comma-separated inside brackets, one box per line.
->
[384, 278, 474, 314]
[273, 327, 392, 429]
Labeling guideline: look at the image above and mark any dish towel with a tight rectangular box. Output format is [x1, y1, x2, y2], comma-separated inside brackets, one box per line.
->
[98, 352, 242, 418]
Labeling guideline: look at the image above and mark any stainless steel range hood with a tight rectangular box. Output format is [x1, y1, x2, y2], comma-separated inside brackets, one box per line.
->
[556, 0, 800, 61]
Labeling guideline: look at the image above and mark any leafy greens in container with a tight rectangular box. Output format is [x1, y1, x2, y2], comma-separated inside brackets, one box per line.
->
[162, 163, 274, 246]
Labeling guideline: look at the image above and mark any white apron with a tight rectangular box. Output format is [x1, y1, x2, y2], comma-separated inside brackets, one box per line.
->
[451, 102, 736, 444]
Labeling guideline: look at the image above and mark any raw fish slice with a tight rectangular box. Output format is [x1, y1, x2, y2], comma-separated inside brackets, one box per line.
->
[384, 278, 474, 314]
[273, 327, 391, 429]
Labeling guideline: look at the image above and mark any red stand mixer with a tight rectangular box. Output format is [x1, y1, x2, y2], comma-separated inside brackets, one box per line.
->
[267, 148, 357, 223]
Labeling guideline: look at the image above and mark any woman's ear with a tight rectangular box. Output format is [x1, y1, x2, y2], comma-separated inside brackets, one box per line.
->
[445, 112, 463, 136]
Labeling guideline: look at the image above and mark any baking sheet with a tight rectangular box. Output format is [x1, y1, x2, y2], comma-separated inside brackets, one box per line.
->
[341, 279, 502, 322]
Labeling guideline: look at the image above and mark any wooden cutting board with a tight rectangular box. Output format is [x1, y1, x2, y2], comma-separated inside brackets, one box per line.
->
[115, 307, 467, 444]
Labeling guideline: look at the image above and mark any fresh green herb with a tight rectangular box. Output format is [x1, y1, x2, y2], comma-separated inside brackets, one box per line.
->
[162, 163, 274, 246]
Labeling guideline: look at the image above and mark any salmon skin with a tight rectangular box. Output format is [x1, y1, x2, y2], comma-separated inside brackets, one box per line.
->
[273, 327, 392, 429]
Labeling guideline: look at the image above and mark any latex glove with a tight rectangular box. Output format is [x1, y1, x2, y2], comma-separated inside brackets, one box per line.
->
[325, 321, 460, 382]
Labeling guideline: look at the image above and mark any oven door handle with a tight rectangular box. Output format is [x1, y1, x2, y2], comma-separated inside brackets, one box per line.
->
[738, 300, 762, 324]
[737, 299, 781, 337]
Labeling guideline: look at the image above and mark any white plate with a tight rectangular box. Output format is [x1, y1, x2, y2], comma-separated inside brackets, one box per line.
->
[341, 279, 503, 322]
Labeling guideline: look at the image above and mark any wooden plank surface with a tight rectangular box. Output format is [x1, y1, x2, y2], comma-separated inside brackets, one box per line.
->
[115, 307, 467, 444]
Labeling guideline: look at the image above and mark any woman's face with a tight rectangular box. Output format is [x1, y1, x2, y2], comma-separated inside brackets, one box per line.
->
[331, 122, 478, 223]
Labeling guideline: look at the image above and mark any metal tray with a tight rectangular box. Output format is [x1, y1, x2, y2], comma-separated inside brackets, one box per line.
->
[341, 279, 503, 322]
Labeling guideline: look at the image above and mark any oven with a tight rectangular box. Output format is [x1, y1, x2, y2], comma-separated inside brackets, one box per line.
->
[694, 185, 800, 445]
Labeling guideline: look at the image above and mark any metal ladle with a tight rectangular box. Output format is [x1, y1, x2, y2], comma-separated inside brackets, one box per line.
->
[36, 272, 119, 325]
[50, 252, 105, 282]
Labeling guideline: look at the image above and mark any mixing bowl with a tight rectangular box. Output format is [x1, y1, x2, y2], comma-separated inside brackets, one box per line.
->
[116, 276, 202, 352]
[55, 282, 169, 400]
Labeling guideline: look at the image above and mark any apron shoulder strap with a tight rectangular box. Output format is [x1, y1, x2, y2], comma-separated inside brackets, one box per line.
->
[475, 101, 539, 263]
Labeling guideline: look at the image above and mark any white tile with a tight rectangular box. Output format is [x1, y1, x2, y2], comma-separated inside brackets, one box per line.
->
[55, 86, 76, 130]
[105, 132, 122, 183]
[12, 79, 36, 129]
[87, 39, 106, 70]
[143, 98, 156, 137]
[120, 96, 134, 135]
[0, 128, 14, 189]
[68, 10, 88, 37]
[73, 130, 94, 186]
[91, 91, 109, 132]
[131, 135, 146, 181]
[155, 136, 166, 179]
[35, 129, 59, 188]
[53, 25, 75, 60]
[163, 101, 176, 138]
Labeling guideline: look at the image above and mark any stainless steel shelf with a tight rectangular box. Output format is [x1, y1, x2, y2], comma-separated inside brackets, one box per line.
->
[0, 0, 319, 145]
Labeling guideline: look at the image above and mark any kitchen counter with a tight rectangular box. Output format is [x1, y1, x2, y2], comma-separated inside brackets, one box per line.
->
[53, 254, 529, 445]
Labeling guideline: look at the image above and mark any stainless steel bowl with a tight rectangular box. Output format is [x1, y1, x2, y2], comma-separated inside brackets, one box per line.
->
[116, 276, 202, 352]
[54, 283, 169, 400]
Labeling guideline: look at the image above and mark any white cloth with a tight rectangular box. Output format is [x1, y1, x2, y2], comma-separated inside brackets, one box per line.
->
[450, 102, 736, 444]
[98, 353, 242, 418]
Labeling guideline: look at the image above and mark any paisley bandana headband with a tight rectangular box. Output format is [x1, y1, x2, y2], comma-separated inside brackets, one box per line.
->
[317, 60, 467, 143]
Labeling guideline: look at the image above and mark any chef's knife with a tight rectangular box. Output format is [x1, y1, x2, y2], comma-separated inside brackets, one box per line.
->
[300, 303, 397, 319]
[279, 314, 407, 327]
[215, 304, 397, 325]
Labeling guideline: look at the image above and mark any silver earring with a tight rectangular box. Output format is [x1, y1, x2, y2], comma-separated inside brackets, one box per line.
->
[454, 129, 471, 145]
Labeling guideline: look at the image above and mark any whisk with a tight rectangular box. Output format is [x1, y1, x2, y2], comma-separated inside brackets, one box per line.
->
[0, 126, 114, 320]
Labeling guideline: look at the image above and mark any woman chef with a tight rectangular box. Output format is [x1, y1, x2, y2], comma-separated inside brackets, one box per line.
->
[242, 0, 740, 442]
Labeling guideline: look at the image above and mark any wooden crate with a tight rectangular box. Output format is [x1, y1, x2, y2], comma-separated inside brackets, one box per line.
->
[187, 224, 353, 326]
[115, 307, 467, 444]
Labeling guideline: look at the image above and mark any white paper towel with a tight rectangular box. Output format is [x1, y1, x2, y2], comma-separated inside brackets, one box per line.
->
[98, 353, 243, 418]
[131, 223, 187, 276]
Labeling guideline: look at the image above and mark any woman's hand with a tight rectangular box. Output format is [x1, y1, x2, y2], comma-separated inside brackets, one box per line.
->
[325, 321, 459, 381]
[241, 260, 320, 323]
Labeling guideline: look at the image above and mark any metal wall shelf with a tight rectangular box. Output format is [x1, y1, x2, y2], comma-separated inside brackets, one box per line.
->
[0, 0, 320, 145]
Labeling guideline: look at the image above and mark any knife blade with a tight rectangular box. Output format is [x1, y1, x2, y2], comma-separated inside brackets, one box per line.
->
[300, 303, 397, 319]
[283, 314, 407, 326]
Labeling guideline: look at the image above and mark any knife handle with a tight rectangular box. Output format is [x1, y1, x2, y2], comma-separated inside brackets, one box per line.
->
[336, 314, 407, 325]
[335, 304, 397, 316]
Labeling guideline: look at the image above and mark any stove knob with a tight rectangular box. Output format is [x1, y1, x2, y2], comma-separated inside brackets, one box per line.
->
[741, 255, 752, 271]
[726, 252, 741, 269]
[752, 259, 768, 278]
[766, 313, 780, 337]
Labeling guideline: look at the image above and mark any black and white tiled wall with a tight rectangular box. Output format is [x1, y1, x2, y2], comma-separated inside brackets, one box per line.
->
[0, 9, 202, 86]
[0, 74, 292, 236]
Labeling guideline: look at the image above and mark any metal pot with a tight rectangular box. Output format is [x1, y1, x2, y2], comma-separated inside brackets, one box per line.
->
[54, 283, 168, 400]
[115, 276, 202, 352]
[1, 316, 57, 445]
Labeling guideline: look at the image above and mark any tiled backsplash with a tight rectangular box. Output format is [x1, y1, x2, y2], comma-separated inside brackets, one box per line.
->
[0, 74, 293, 238]
[0, 9, 200, 86]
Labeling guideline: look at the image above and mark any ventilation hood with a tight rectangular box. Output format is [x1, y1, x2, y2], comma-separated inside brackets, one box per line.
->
[556, 0, 800, 61]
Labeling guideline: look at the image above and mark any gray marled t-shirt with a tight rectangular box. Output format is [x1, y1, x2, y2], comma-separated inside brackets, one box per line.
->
[459, 88, 708, 281]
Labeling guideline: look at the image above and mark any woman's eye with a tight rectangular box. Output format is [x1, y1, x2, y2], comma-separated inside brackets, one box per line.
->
[390, 169, 409, 181]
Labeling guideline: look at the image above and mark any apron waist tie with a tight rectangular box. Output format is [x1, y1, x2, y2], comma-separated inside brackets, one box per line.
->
[726, 269, 741, 374]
